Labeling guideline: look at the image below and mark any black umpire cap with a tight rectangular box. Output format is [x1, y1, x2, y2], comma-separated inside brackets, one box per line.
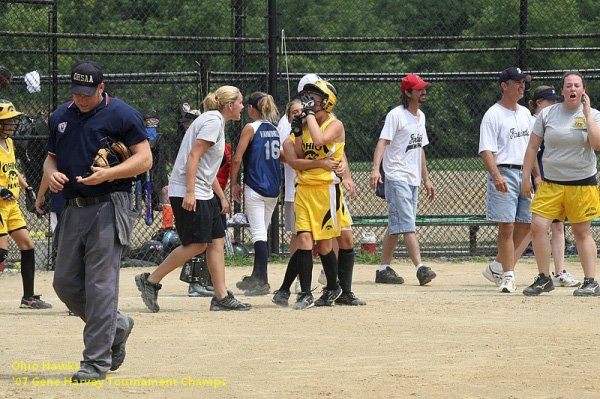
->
[71, 61, 103, 96]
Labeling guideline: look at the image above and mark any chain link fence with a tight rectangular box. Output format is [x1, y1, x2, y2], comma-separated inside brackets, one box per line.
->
[2, 0, 600, 268]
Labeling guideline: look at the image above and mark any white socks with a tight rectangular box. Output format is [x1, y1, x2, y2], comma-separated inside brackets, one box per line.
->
[490, 260, 503, 274]
[379, 264, 390, 272]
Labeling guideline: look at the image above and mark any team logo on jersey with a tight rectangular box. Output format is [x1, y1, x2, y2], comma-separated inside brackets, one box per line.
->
[574, 118, 585, 128]
[405, 133, 423, 152]
[58, 122, 67, 133]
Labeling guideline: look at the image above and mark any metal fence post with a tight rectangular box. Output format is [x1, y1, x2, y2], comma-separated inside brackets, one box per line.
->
[267, 0, 279, 255]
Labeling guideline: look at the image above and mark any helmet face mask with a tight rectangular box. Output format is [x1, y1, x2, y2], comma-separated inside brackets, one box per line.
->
[300, 81, 337, 113]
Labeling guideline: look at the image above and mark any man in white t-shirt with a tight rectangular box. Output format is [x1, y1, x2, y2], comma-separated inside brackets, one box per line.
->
[369, 74, 436, 286]
[479, 66, 537, 293]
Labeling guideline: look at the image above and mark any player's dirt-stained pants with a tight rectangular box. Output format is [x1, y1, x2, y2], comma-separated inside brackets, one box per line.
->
[52, 201, 130, 373]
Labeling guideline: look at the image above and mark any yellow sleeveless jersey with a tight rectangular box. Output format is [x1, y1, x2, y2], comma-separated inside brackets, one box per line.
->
[0, 138, 20, 199]
[294, 116, 344, 186]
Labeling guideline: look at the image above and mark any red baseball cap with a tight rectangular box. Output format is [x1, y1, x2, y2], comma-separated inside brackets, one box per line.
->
[401, 74, 430, 92]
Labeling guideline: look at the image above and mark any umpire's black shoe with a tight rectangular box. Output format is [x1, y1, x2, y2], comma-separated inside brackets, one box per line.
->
[210, 292, 252, 311]
[375, 266, 405, 284]
[335, 292, 367, 306]
[416, 266, 436, 286]
[110, 316, 134, 371]
[135, 272, 162, 313]
[71, 363, 106, 382]
[272, 290, 291, 307]
[523, 273, 554, 296]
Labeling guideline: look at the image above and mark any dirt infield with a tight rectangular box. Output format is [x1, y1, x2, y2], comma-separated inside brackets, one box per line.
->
[1, 259, 599, 399]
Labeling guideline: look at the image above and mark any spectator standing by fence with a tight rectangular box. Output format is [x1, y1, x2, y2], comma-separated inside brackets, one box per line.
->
[369, 74, 436, 286]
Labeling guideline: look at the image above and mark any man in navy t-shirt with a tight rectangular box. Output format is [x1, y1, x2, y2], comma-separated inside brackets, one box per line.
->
[44, 61, 152, 382]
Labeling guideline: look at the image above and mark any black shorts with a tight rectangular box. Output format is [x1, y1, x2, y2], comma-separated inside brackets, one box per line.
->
[170, 196, 225, 245]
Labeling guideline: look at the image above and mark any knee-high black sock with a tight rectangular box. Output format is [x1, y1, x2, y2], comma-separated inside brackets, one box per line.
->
[251, 240, 269, 284]
[319, 249, 338, 290]
[20, 249, 35, 298]
[338, 248, 355, 293]
[297, 249, 313, 293]
[278, 251, 299, 292]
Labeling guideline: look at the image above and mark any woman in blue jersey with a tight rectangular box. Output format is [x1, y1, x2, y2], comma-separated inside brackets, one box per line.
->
[231, 92, 280, 296]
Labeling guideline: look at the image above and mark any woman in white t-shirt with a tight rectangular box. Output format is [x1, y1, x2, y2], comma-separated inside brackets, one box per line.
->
[135, 86, 252, 311]
[521, 71, 600, 296]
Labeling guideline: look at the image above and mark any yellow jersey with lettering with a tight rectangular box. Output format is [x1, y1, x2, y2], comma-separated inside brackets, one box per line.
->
[0, 138, 20, 199]
[294, 116, 344, 186]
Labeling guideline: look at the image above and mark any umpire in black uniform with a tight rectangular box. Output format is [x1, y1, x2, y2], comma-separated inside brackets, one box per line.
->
[44, 61, 152, 381]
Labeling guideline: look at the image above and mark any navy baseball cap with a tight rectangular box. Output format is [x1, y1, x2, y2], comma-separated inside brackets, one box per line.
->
[532, 87, 560, 102]
[71, 61, 103, 96]
[499, 67, 532, 84]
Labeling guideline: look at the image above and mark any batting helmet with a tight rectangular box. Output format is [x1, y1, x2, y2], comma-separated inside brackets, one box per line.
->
[162, 229, 182, 253]
[0, 100, 23, 138]
[298, 73, 322, 93]
[129, 240, 165, 264]
[300, 80, 337, 113]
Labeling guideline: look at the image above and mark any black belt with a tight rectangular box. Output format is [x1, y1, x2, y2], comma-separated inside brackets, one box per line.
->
[498, 164, 523, 170]
[67, 194, 112, 207]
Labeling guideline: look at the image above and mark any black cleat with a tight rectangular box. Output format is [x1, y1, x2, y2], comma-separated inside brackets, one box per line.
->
[135, 272, 162, 313]
[210, 292, 252, 311]
[335, 292, 367, 306]
[314, 284, 342, 307]
[272, 290, 291, 307]
[293, 292, 314, 310]
[573, 279, 600, 296]
[523, 273, 554, 296]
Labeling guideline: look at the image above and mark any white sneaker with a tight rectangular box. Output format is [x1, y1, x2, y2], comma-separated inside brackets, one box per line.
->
[318, 270, 327, 285]
[294, 280, 302, 294]
[552, 270, 581, 287]
[483, 265, 503, 287]
[498, 275, 517, 293]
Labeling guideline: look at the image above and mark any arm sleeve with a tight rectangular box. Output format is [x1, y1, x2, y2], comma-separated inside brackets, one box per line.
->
[532, 112, 545, 138]
[194, 115, 221, 144]
[379, 110, 401, 141]
[478, 111, 498, 154]
[122, 108, 149, 147]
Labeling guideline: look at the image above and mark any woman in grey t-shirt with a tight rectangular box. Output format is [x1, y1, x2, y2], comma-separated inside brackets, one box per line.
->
[135, 86, 253, 312]
[521, 71, 600, 296]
